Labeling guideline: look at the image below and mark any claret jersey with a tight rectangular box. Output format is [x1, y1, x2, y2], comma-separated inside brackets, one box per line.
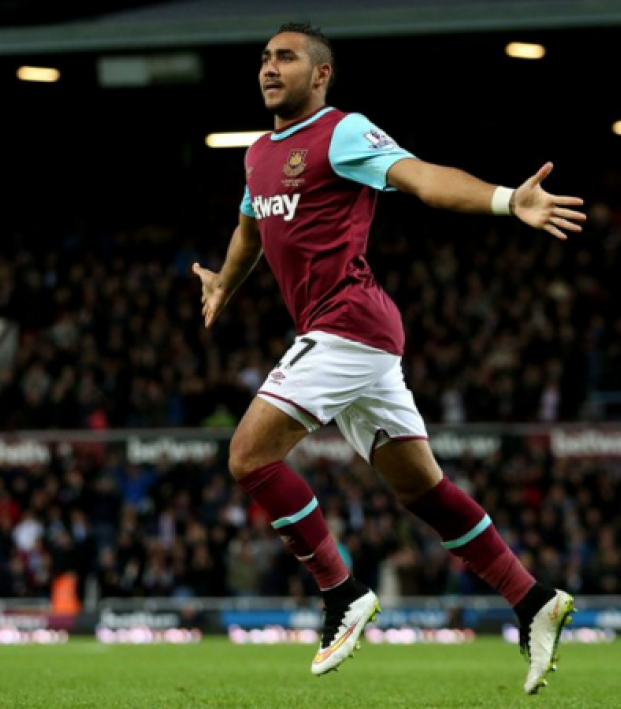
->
[240, 106, 416, 355]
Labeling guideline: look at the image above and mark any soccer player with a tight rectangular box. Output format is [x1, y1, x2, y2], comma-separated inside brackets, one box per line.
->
[192, 22, 586, 694]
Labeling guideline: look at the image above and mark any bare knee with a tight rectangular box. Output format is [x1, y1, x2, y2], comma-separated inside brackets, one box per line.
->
[227, 397, 309, 480]
[394, 470, 443, 506]
[229, 427, 284, 480]
[228, 432, 262, 480]
[372, 439, 443, 506]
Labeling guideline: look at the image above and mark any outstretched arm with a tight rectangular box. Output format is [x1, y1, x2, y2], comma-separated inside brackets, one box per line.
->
[192, 212, 262, 329]
[386, 158, 586, 240]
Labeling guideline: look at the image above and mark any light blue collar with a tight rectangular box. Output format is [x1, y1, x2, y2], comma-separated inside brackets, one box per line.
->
[271, 107, 334, 141]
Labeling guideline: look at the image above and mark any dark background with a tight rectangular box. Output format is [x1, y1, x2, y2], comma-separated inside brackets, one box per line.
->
[1, 17, 620, 236]
[1, 2, 620, 605]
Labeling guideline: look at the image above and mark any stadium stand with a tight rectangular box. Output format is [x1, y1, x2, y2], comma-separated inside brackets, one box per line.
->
[1, 3, 620, 606]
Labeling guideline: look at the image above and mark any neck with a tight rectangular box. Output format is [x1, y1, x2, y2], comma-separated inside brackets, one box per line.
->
[274, 100, 326, 131]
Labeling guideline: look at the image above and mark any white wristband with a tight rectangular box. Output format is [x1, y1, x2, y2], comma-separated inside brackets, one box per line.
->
[491, 186, 515, 215]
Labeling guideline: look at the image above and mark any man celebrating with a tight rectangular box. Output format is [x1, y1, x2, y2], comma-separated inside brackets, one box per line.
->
[193, 22, 585, 694]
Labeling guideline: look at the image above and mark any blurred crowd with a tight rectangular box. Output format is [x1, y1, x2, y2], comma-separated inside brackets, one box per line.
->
[0, 437, 619, 602]
[1, 187, 621, 432]
[1, 164, 621, 602]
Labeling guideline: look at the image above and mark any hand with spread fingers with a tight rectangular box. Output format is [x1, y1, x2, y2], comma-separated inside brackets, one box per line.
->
[192, 262, 230, 329]
[512, 162, 587, 240]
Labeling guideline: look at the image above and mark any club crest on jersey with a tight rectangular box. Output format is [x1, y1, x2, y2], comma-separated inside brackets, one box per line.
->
[283, 149, 307, 177]
[363, 129, 396, 149]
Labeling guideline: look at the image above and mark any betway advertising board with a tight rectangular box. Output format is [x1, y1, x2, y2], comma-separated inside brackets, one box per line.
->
[3, 424, 621, 468]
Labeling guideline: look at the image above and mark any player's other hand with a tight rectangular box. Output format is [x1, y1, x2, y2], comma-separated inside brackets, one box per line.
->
[192, 262, 229, 328]
[513, 162, 587, 240]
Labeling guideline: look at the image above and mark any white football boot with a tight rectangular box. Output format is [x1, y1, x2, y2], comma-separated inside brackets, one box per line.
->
[311, 587, 381, 676]
[520, 589, 575, 695]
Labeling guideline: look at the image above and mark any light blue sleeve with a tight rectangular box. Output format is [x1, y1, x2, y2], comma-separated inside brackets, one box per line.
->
[329, 113, 417, 191]
[240, 185, 255, 218]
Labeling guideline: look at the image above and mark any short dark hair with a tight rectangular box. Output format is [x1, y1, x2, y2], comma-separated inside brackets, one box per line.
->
[275, 22, 336, 88]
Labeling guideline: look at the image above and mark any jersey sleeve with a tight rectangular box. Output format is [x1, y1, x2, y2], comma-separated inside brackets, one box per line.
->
[239, 185, 256, 218]
[328, 113, 417, 191]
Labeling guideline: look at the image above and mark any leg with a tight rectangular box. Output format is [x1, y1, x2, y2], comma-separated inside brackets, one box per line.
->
[229, 396, 308, 479]
[230, 396, 351, 591]
[243, 332, 397, 675]
[370, 436, 442, 504]
[373, 437, 574, 695]
[231, 397, 380, 675]
[374, 437, 537, 604]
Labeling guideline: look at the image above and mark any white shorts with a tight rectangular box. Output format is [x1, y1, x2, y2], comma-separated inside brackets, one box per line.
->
[257, 330, 428, 463]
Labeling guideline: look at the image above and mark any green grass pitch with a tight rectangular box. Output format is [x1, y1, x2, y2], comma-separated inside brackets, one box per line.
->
[0, 637, 619, 708]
